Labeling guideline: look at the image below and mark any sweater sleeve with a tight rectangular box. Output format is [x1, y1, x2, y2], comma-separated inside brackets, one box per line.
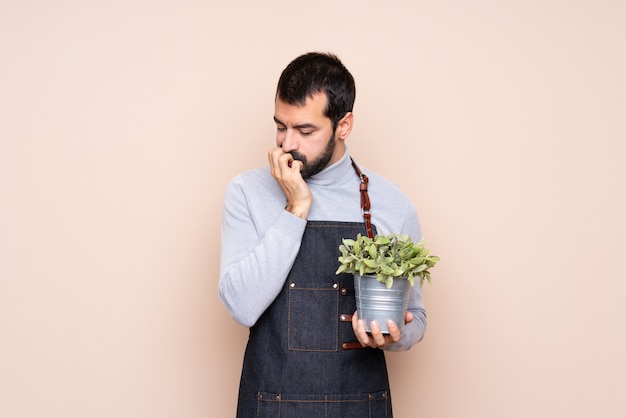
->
[384, 285, 427, 351]
[218, 176, 307, 328]
[383, 203, 428, 351]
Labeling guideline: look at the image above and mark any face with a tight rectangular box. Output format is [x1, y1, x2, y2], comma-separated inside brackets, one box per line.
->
[274, 92, 344, 179]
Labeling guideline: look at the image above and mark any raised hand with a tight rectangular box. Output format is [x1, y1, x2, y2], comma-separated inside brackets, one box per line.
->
[268, 147, 313, 219]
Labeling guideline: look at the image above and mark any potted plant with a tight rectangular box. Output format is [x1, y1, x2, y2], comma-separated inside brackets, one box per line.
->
[335, 233, 440, 333]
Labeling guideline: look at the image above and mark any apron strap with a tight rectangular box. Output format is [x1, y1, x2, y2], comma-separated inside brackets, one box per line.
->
[350, 158, 374, 239]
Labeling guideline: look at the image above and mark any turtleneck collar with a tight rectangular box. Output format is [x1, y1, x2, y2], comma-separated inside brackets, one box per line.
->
[305, 148, 358, 187]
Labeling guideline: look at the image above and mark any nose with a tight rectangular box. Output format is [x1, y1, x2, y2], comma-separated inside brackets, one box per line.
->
[280, 129, 298, 152]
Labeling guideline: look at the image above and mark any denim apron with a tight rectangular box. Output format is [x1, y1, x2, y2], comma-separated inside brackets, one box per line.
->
[236, 220, 393, 417]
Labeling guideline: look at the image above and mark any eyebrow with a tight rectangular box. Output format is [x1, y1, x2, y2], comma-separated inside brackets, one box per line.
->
[273, 116, 318, 130]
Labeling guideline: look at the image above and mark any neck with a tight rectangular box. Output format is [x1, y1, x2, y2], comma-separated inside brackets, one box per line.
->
[307, 148, 355, 186]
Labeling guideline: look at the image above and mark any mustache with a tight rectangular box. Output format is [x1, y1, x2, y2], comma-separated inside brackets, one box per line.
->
[288, 151, 307, 163]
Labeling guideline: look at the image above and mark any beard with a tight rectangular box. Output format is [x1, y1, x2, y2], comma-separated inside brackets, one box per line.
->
[289, 134, 336, 179]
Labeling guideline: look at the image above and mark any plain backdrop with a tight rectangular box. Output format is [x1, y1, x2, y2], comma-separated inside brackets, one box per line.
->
[1, 1, 625, 417]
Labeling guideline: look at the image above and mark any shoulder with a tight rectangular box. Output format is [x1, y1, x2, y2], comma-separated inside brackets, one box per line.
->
[228, 166, 271, 186]
[362, 167, 412, 203]
[359, 166, 420, 237]
[224, 166, 284, 208]
[226, 166, 279, 195]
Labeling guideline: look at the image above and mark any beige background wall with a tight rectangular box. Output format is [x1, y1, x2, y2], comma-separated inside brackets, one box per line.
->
[1, 1, 624, 417]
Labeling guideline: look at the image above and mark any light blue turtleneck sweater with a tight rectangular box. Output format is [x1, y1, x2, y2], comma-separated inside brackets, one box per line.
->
[218, 149, 426, 351]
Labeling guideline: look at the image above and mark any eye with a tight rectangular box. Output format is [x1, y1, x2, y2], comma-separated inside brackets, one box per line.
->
[276, 126, 286, 132]
[300, 130, 314, 136]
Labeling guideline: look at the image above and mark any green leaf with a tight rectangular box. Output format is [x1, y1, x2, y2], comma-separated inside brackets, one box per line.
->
[415, 264, 428, 273]
[336, 232, 439, 285]
[363, 259, 378, 268]
[374, 235, 391, 245]
[381, 265, 394, 274]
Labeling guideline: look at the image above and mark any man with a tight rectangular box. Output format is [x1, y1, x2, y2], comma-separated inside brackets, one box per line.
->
[219, 52, 426, 417]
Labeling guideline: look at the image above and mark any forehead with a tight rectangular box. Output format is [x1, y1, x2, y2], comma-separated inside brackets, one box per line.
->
[274, 92, 330, 125]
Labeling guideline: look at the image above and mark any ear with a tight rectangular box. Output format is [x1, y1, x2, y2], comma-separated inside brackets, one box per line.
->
[335, 112, 354, 140]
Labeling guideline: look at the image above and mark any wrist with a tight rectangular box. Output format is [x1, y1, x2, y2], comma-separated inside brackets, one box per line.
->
[285, 202, 310, 219]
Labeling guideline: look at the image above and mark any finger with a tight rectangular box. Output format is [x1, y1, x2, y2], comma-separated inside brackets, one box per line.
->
[277, 152, 294, 171]
[268, 147, 286, 176]
[268, 146, 285, 162]
[386, 320, 401, 343]
[369, 321, 386, 348]
[290, 159, 304, 173]
[404, 311, 414, 324]
[352, 312, 369, 347]
[270, 151, 299, 183]
[277, 153, 305, 179]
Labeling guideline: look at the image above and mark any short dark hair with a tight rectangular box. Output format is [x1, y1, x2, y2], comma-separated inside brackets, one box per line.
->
[276, 52, 356, 131]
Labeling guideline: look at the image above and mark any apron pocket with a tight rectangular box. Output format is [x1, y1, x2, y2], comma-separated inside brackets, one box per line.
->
[256, 391, 390, 418]
[288, 281, 339, 352]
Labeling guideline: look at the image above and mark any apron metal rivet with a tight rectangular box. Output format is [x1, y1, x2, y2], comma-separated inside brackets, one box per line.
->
[332, 283, 338, 289]
[290, 282, 295, 288]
